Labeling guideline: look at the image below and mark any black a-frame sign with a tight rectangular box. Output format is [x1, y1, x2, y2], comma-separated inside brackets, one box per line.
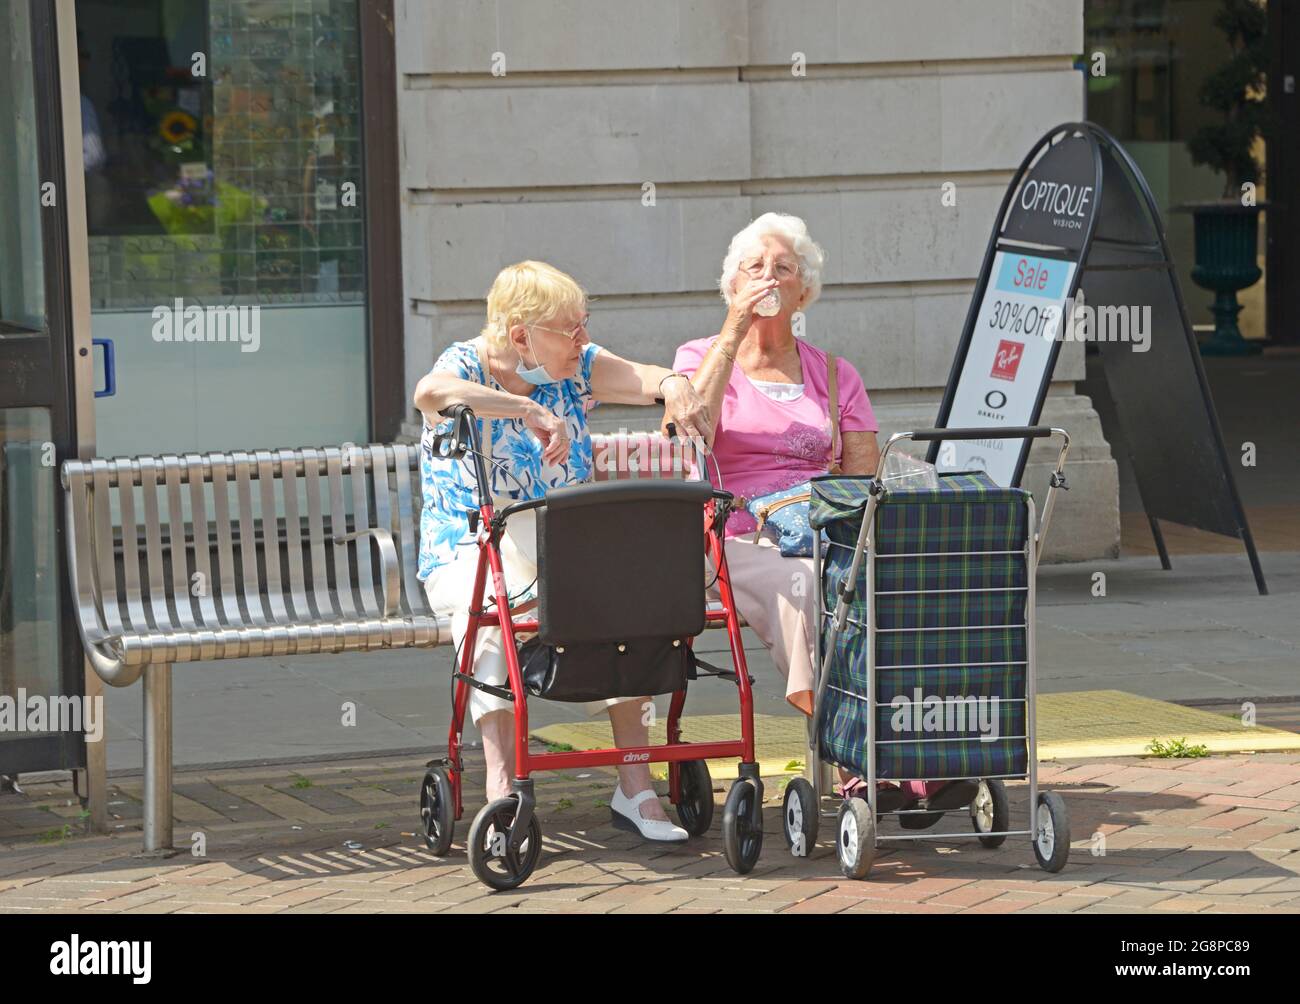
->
[927, 121, 1267, 595]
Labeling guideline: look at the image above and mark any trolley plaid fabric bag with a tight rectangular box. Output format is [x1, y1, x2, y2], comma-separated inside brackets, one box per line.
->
[810, 472, 1032, 781]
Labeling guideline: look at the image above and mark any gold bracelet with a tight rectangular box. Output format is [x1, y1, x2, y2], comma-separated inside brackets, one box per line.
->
[714, 340, 736, 363]
[658, 371, 690, 394]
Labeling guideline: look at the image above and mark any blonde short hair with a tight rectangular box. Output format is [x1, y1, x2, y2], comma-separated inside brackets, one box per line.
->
[480, 260, 587, 348]
[719, 212, 826, 309]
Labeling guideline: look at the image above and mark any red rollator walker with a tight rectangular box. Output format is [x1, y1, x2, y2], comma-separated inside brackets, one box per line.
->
[418, 405, 763, 890]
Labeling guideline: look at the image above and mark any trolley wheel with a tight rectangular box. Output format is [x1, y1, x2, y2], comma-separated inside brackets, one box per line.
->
[721, 778, 764, 874]
[673, 759, 715, 836]
[1032, 791, 1070, 873]
[781, 777, 819, 857]
[418, 768, 455, 856]
[467, 797, 542, 892]
[970, 779, 1010, 849]
[836, 797, 877, 880]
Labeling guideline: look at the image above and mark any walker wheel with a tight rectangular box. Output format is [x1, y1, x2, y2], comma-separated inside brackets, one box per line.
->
[721, 777, 764, 874]
[1032, 791, 1070, 873]
[467, 797, 542, 891]
[781, 777, 818, 857]
[836, 797, 877, 880]
[673, 759, 715, 836]
[418, 768, 455, 856]
[970, 779, 1009, 849]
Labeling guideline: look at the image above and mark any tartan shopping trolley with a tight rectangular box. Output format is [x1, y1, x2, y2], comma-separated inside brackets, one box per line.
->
[780, 426, 1073, 879]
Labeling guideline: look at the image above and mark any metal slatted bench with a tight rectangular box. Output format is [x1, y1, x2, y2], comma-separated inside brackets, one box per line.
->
[62, 444, 439, 850]
[62, 431, 737, 852]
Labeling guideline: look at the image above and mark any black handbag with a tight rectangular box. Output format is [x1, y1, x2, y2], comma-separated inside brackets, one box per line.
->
[520, 636, 695, 703]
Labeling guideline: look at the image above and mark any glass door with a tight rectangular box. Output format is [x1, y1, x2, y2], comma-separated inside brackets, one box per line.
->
[0, 0, 87, 778]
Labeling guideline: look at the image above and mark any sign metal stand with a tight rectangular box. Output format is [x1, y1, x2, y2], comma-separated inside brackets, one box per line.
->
[927, 121, 1267, 595]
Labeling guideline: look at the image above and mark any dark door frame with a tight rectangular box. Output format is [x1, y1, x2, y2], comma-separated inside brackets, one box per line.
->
[1268, 0, 1297, 344]
[359, 0, 405, 441]
[0, 0, 87, 778]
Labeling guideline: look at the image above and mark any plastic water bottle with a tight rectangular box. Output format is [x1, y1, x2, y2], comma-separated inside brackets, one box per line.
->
[754, 288, 781, 317]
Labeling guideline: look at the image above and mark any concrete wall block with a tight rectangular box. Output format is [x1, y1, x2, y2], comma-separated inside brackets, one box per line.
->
[408, 196, 753, 301]
[940, 70, 1084, 171]
[399, 0, 749, 74]
[748, 0, 1083, 65]
[406, 82, 750, 189]
[749, 76, 942, 178]
[798, 295, 915, 392]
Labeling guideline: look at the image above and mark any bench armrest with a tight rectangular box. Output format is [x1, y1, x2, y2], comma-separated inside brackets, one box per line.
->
[333, 528, 401, 618]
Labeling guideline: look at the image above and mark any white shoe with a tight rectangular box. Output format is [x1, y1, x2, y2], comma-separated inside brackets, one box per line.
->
[610, 785, 689, 843]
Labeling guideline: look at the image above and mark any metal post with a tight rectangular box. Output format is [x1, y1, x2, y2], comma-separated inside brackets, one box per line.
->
[142, 663, 173, 852]
[54, 0, 106, 833]
[82, 657, 107, 833]
[1025, 499, 1039, 850]
[809, 529, 831, 800]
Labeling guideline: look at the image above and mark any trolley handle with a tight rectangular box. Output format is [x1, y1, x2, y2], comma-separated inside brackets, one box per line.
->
[876, 426, 1072, 566]
[907, 426, 1053, 442]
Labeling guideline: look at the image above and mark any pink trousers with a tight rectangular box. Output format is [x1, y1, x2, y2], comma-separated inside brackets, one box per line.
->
[710, 536, 945, 798]
[707, 535, 817, 713]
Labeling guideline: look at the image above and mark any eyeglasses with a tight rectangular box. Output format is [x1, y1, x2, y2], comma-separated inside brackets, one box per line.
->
[739, 256, 799, 281]
[529, 314, 589, 339]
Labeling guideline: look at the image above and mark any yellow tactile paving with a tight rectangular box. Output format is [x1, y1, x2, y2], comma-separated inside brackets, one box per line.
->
[531, 690, 1300, 780]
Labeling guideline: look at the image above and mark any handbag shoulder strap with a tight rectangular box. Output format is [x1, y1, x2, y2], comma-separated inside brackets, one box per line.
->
[826, 352, 842, 474]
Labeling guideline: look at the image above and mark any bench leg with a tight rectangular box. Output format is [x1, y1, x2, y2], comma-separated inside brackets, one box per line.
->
[142, 662, 174, 852]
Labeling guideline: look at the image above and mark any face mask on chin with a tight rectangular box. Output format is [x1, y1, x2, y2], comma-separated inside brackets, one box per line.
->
[514, 328, 560, 386]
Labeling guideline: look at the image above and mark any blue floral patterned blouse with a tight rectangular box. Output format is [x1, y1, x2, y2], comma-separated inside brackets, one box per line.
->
[417, 339, 601, 579]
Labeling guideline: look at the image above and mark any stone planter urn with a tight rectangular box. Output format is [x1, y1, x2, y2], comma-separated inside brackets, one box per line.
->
[1181, 201, 1265, 356]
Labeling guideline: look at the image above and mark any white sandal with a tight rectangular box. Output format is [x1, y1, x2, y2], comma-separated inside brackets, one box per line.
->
[610, 785, 689, 843]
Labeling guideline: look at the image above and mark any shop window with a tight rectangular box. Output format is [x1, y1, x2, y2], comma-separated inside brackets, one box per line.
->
[77, 0, 365, 309]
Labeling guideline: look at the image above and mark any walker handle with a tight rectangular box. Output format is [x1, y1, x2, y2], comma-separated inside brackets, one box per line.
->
[908, 426, 1053, 442]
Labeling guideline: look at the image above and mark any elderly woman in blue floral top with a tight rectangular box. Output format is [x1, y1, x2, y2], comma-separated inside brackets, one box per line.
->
[413, 261, 711, 842]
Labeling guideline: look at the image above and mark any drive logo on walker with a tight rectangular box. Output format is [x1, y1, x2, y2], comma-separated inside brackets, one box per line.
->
[939, 251, 1077, 487]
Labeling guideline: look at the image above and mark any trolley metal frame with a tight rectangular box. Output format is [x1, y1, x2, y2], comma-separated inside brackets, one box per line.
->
[806, 426, 1071, 850]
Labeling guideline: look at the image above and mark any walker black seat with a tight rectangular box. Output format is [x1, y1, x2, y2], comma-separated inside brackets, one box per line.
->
[521, 479, 714, 702]
[536, 479, 713, 644]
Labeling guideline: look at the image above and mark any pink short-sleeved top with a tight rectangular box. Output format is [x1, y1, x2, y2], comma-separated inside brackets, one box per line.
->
[673, 337, 878, 537]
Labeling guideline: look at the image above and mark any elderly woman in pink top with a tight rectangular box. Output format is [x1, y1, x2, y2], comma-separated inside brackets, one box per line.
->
[668, 212, 970, 819]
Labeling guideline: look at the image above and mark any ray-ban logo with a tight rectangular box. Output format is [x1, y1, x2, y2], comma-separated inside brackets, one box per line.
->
[151, 298, 261, 353]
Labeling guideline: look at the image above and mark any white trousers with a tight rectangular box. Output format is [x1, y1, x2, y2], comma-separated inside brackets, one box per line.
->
[422, 549, 642, 726]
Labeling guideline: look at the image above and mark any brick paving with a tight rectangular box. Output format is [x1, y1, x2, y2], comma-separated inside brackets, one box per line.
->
[2, 749, 1300, 914]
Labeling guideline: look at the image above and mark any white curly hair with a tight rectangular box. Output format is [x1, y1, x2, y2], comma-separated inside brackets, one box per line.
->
[718, 212, 826, 309]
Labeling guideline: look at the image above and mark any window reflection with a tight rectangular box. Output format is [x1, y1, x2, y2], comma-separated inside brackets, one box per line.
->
[77, 0, 366, 309]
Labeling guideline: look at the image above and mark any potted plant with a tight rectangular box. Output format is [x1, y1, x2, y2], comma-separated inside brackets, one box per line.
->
[1183, 0, 1269, 355]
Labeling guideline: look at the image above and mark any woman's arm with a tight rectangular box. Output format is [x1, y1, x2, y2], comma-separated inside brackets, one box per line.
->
[683, 277, 779, 449]
[591, 350, 712, 443]
[840, 430, 880, 477]
[589, 349, 670, 405]
[414, 371, 541, 423]
[412, 372, 569, 465]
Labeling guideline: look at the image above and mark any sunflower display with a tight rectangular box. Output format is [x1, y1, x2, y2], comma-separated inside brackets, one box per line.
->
[159, 110, 197, 146]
